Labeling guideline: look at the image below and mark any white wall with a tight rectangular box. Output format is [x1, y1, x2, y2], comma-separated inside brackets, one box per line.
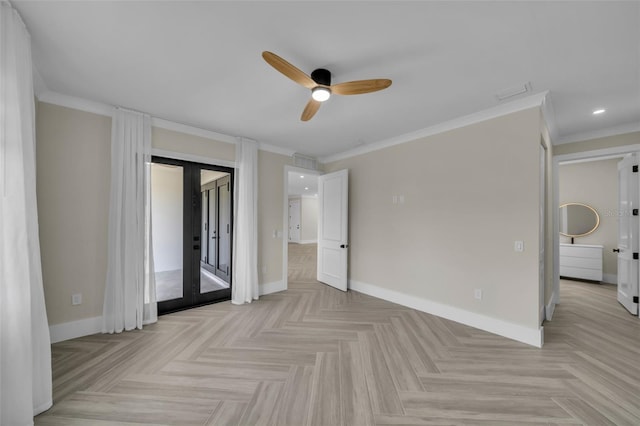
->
[151, 164, 184, 272]
[300, 196, 318, 242]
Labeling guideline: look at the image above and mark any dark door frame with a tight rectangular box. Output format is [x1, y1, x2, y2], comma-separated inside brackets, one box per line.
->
[152, 156, 234, 314]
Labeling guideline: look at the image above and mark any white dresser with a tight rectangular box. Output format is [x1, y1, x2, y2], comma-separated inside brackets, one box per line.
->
[559, 243, 603, 281]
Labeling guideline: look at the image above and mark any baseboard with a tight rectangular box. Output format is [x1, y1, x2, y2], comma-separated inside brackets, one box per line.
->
[545, 290, 557, 321]
[49, 316, 102, 344]
[50, 283, 287, 343]
[298, 240, 317, 244]
[602, 273, 617, 285]
[260, 280, 286, 296]
[349, 280, 543, 348]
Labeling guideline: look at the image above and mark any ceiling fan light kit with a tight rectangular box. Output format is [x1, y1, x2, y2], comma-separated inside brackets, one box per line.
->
[262, 51, 392, 121]
[311, 86, 331, 102]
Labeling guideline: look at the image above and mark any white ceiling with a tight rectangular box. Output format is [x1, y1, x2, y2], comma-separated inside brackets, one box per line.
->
[13, 1, 640, 159]
[288, 172, 318, 197]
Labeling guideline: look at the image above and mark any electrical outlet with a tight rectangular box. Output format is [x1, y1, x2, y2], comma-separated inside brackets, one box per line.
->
[71, 293, 82, 305]
[474, 289, 482, 300]
[514, 240, 524, 252]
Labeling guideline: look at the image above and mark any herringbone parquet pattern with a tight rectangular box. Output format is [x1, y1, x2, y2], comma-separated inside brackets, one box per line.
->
[36, 246, 640, 425]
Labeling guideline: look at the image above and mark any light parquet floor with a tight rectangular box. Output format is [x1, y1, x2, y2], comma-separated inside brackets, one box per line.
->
[36, 246, 640, 425]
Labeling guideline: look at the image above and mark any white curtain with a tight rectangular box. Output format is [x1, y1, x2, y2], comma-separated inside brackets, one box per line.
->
[232, 138, 259, 304]
[102, 108, 157, 333]
[0, 1, 53, 424]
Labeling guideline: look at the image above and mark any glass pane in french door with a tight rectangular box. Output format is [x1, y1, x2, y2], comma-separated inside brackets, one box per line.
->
[151, 163, 184, 302]
[200, 169, 231, 294]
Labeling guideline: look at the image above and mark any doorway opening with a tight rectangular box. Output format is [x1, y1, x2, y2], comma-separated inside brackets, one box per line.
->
[552, 144, 640, 320]
[151, 157, 233, 314]
[287, 171, 319, 283]
[283, 166, 321, 290]
[282, 166, 350, 292]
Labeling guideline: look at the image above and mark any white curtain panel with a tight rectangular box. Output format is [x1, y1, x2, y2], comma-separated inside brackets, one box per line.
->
[232, 138, 259, 304]
[102, 108, 157, 333]
[0, 1, 53, 423]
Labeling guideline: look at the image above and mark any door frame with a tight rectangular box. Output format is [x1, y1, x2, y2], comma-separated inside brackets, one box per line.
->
[282, 165, 321, 292]
[550, 143, 640, 320]
[151, 150, 235, 314]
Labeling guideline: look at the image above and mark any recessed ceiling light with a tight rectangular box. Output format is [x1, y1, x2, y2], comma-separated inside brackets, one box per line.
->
[300, 175, 304, 178]
[592, 108, 606, 115]
[304, 187, 309, 190]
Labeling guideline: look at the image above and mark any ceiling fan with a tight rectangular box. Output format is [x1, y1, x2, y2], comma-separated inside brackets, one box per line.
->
[262, 51, 392, 121]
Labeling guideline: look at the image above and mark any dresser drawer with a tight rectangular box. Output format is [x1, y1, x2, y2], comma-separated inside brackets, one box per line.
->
[559, 244, 603, 282]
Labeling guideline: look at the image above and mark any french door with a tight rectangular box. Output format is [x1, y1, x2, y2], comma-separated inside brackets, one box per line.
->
[151, 157, 233, 314]
[617, 154, 639, 315]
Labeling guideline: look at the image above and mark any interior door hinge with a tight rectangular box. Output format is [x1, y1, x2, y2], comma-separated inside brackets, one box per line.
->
[634, 253, 639, 260]
[633, 296, 639, 303]
[633, 165, 638, 173]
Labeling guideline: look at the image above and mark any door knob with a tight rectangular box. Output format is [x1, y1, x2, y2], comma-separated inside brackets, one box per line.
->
[613, 249, 620, 253]
[340, 244, 349, 248]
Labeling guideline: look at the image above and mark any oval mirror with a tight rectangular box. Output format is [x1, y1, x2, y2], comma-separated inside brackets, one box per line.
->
[559, 203, 600, 237]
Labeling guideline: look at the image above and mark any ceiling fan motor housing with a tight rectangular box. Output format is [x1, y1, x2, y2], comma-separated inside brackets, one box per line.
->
[311, 69, 331, 86]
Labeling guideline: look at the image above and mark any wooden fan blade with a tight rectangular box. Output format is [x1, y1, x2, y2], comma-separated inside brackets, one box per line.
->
[262, 51, 316, 89]
[301, 99, 321, 121]
[331, 79, 392, 95]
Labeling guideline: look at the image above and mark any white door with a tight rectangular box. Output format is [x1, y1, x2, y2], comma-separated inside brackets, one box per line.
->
[317, 169, 349, 291]
[617, 154, 639, 315]
[288, 199, 301, 242]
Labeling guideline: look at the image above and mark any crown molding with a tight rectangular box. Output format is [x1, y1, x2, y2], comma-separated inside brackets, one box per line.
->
[554, 122, 640, 146]
[153, 117, 235, 145]
[35, 90, 295, 157]
[319, 91, 549, 164]
[32, 66, 48, 99]
[37, 90, 113, 117]
[540, 92, 559, 143]
[258, 141, 296, 156]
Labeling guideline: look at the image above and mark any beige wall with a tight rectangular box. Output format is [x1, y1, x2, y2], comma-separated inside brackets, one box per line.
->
[325, 107, 543, 330]
[258, 150, 291, 283]
[554, 131, 640, 156]
[36, 101, 290, 326]
[559, 159, 618, 282]
[153, 127, 235, 162]
[36, 102, 111, 325]
[301, 197, 318, 242]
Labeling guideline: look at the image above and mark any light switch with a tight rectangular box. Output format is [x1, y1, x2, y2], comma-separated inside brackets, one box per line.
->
[514, 241, 524, 252]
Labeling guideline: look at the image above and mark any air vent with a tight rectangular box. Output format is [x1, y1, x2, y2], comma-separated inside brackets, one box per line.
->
[293, 153, 318, 171]
[496, 82, 532, 101]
